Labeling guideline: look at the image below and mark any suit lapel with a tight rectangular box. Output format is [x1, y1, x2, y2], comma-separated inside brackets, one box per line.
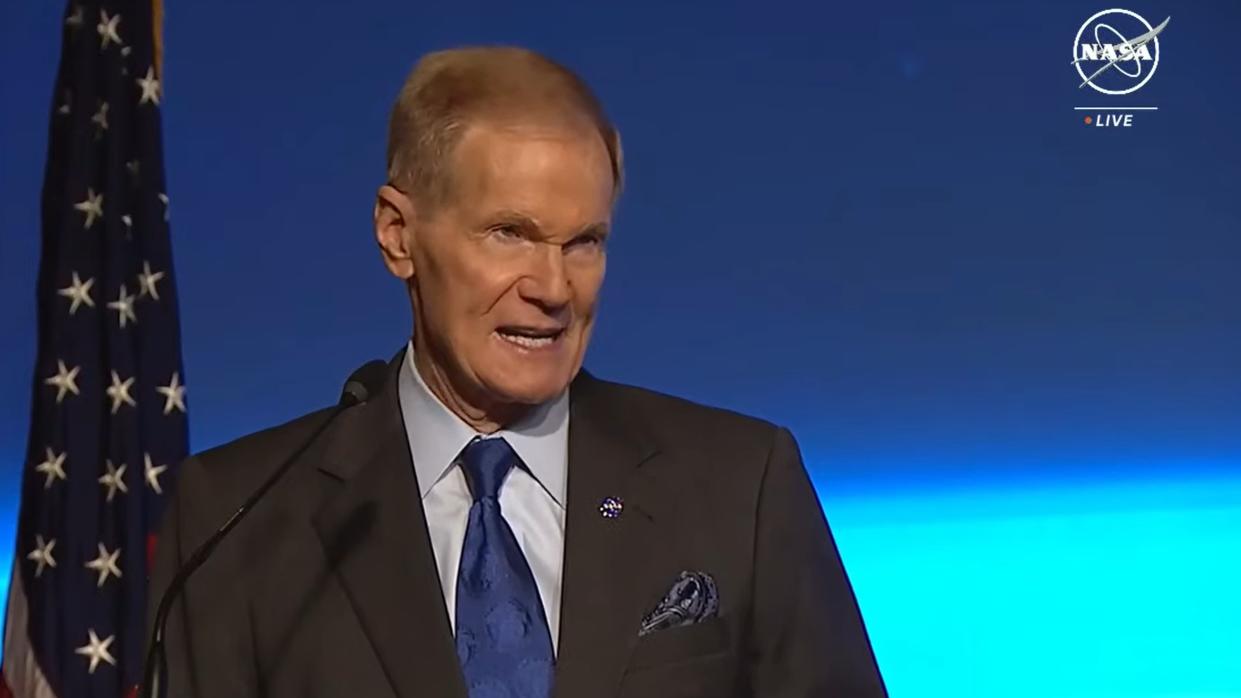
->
[553, 372, 666, 698]
[307, 357, 667, 698]
[311, 354, 467, 698]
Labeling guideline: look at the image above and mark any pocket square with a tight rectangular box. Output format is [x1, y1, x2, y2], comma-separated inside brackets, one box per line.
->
[639, 571, 719, 636]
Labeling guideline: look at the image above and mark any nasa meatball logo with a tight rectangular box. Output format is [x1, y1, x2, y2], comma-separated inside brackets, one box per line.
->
[1072, 9, 1169, 127]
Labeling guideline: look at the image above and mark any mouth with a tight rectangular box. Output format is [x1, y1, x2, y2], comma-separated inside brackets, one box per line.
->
[493, 325, 566, 351]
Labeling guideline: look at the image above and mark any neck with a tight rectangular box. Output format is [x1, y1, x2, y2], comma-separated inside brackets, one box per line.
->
[412, 336, 530, 434]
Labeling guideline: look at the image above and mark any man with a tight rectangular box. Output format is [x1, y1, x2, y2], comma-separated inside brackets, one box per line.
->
[149, 46, 887, 698]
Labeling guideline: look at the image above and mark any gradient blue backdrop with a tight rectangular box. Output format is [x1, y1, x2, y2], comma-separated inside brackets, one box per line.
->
[3, 1, 1239, 696]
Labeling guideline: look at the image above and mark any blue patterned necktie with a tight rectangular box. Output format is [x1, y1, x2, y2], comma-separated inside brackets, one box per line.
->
[455, 437, 555, 698]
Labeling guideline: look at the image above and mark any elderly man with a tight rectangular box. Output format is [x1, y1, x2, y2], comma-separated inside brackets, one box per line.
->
[149, 46, 886, 698]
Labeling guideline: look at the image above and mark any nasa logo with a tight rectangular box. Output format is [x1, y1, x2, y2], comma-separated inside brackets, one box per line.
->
[1072, 8, 1169, 95]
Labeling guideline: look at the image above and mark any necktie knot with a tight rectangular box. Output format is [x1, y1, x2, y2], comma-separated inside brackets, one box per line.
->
[460, 437, 517, 502]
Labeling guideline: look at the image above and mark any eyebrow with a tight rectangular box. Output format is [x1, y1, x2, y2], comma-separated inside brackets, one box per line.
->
[487, 210, 539, 231]
[486, 210, 610, 240]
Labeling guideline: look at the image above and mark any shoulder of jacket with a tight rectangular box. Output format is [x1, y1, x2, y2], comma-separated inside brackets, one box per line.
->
[185, 406, 337, 484]
[582, 374, 786, 454]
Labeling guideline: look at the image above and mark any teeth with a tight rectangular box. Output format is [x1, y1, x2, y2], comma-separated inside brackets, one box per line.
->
[497, 331, 556, 348]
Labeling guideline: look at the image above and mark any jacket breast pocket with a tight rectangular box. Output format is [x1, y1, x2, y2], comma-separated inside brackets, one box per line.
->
[626, 616, 731, 670]
[621, 618, 737, 698]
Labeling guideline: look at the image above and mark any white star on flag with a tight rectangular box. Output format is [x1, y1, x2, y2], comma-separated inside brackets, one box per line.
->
[91, 101, 109, 134]
[45, 360, 81, 403]
[74, 187, 104, 229]
[34, 447, 68, 489]
[26, 535, 57, 578]
[65, 4, 84, 30]
[84, 543, 123, 587]
[158, 192, 170, 222]
[106, 370, 137, 414]
[137, 66, 161, 105]
[58, 271, 96, 314]
[74, 629, 117, 674]
[96, 10, 122, 49]
[58, 89, 72, 115]
[99, 460, 129, 502]
[157, 372, 187, 414]
[137, 261, 166, 300]
[144, 453, 168, 494]
[107, 283, 138, 328]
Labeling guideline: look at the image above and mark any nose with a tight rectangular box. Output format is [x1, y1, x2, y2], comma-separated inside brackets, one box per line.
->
[517, 242, 572, 314]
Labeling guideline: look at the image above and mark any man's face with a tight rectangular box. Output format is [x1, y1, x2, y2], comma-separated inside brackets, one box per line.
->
[388, 118, 613, 409]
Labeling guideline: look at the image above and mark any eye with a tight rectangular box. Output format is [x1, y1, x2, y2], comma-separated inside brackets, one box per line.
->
[488, 225, 523, 242]
[566, 233, 605, 251]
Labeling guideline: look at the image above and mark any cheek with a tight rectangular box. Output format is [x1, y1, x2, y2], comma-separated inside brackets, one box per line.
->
[570, 264, 606, 319]
[416, 269, 496, 351]
[432, 246, 514, 318]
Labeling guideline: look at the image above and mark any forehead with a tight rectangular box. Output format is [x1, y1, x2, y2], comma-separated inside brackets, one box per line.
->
[447, 118, 614, 211]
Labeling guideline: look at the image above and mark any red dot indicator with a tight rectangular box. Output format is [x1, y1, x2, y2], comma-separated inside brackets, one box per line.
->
[1084, 115, 1093, 125]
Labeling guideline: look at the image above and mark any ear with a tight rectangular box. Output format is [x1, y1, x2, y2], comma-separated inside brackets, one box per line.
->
[374, 184, 418, 280]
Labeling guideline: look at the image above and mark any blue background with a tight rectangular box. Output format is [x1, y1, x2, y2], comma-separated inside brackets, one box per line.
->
[3, 1, 1239, 696]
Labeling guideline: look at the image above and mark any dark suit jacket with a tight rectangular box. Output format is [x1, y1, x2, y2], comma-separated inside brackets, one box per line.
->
[148, 351, 887, 697]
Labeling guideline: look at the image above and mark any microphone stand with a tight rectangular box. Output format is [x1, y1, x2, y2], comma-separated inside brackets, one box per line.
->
[140, 376, 372, 698]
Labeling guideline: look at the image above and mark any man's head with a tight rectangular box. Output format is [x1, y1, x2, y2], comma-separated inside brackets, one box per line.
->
[374, 47, 622, 428]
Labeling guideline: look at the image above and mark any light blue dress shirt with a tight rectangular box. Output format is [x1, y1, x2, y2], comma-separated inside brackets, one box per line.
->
[396, 342, 569, 653]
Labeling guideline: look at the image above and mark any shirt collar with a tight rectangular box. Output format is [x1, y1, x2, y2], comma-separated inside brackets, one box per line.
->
[397, 340, 569, 507]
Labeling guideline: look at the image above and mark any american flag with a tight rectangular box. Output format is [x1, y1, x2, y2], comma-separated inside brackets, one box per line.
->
[1, 1, 187, 696]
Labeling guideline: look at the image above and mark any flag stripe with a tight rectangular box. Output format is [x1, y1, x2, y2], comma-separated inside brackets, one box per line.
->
[2, 565, 59, 698]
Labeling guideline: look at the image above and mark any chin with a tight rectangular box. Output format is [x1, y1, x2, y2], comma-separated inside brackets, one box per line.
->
[481, 364, 574, 406]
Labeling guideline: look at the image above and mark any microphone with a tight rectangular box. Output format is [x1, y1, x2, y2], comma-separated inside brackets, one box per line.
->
[140, 359, 389, 698]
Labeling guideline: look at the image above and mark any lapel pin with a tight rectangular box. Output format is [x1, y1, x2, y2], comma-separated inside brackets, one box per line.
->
[599, 496, 624, 519]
